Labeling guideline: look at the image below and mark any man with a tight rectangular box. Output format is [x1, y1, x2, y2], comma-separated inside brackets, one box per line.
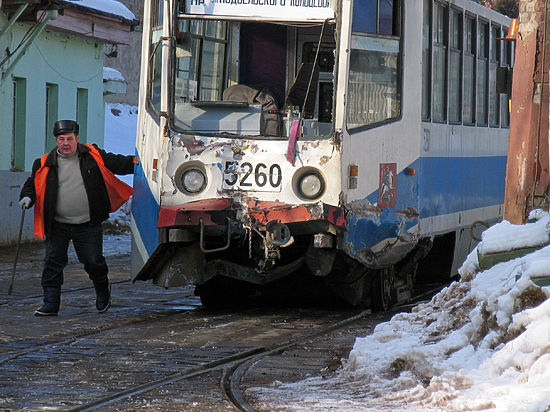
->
[19, 120, 135, 316]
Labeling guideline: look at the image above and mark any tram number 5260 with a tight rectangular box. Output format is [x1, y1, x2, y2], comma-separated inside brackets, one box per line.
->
[223, 161, 282, 191]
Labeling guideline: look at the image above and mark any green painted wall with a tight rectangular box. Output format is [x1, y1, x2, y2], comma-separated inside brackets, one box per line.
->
[0, 12, 108, 245]
[0, 21, 106, 171]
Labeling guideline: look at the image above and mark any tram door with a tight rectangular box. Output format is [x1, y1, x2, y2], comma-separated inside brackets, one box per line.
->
[340, 0, 404, 200]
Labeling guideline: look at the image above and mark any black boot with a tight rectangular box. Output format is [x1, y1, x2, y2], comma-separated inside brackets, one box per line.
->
[93, 279, 111, 313]
[35, 286, 60, 316]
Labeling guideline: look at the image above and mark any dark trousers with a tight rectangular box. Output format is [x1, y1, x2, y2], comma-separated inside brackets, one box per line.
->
[41, 221, 108, 288]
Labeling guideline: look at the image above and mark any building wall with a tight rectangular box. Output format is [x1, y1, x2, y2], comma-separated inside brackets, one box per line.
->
[0, 16, 106, 245]
[104, 0, 143, 106]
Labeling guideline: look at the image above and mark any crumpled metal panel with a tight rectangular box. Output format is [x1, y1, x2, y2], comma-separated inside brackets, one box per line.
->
[343, 198, 420, 268]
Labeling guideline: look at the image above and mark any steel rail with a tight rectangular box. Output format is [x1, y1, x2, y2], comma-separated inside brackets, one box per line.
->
[67, 309, 371, 412]
[0, 297, 197, 365]
[222, 286, 446, 411]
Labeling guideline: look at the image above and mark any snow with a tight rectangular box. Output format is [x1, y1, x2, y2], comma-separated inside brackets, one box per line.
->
[478, 210, 550, 255]
[66, 0, 136, 21]
[102, 99, 550, 411]
[103, 102, 137, 239]
[248, 214, 550, 411]
[104, 102, 137, 187]
[103, 67, 125, 82]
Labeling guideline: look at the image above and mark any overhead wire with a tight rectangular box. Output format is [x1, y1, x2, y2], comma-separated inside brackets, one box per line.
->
[34, 42, 103, 83]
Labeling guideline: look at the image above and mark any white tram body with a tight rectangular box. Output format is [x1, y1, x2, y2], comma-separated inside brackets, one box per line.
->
[131, 0, 511, 307]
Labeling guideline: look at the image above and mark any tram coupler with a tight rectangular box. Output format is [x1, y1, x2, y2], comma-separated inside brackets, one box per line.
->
[265, 220, 294, 248]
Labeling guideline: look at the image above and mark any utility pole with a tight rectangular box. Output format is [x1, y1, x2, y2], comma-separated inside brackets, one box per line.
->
[504, 0, 550, 223]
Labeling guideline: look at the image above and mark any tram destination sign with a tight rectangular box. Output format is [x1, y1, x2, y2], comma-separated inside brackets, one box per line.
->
[184, 0, 334, 20]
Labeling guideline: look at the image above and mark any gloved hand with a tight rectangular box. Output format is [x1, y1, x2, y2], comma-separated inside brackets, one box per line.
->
[19, 196, 31, 209]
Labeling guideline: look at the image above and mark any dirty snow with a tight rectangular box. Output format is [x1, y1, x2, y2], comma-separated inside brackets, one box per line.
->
[249, 212, 550, 411]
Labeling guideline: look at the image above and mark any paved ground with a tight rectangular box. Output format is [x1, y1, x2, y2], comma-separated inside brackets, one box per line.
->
[0, 236, 197, 344]
[0, 237, 388, 411]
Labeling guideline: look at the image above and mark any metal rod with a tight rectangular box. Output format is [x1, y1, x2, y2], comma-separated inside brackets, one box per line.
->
[2, 10, 55, 80]
[8, 207, 26, 295]
[0, 3, 29, 40]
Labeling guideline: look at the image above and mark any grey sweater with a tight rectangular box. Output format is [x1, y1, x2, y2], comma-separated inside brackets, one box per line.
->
[54, 151, 91, 224]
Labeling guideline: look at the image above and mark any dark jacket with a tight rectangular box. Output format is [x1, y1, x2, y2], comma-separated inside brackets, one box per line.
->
[20, 143, 134, 237]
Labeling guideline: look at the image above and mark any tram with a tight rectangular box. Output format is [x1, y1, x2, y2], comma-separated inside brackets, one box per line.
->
[131, 0, 512, 308]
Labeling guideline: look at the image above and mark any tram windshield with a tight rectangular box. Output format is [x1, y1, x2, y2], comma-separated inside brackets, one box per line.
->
[170, 1, 335, 138]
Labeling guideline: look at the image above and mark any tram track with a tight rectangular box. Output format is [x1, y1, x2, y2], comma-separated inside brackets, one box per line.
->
[0, 286, 438, 369]
[65, 309, 372, 412]
[220, 286, 446, 411]
[0, 304, 196, 366]
[0, 237, 449, 411]
[221, 309, 373, 412]
[0, 279, 131, 305]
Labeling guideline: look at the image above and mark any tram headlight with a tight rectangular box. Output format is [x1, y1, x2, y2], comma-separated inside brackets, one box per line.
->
[181, 167, 206, 193]
[298, 171, 325, 199]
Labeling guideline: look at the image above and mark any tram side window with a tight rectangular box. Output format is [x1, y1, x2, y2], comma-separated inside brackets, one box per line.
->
[477, 21, 489, 126]
[463, 16, 476, 125]
[352, 0, 398, 35]
[174, 20, 228, 102]
[449, 10, 462, 124]
[422, 0, 431, 121]
[432, 3, 447, 123]
[347, 0, 401, 130]
[489, 25, 500, 127]
[147, 0, 163, 113]
[500, 34, 512, 127]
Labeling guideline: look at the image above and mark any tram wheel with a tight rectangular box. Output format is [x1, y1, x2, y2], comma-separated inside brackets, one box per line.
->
[372, 267, 395, 311]
[195, 277, 254, 308]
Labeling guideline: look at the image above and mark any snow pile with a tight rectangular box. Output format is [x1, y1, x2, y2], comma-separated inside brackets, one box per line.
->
[104, 102, 137, 187]
[103, 102, 137, 233]
[249, 211, 550, 411]
[478, 210, 550, 255]
[103, 67, 125, 82]
[67, 0, 136, 21]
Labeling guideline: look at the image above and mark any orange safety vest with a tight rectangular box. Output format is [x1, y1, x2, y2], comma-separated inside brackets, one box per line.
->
[33, 144, 133, 238]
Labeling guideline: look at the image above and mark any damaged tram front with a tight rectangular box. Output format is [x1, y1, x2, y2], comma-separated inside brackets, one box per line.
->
[133, 0, 349, 306]
[132, 0, 511, 308]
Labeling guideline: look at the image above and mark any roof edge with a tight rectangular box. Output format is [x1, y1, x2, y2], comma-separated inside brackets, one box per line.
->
[51, 0, 139, 27]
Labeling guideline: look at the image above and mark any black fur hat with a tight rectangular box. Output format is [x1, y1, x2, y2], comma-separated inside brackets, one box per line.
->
[53, 120, 79, 137]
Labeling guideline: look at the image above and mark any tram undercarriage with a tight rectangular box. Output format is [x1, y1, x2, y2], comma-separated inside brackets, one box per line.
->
[134, 198, 437, 309]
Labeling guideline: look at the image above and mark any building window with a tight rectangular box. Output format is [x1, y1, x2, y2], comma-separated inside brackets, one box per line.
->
[432, 2, 447, 123]
[45, 83, 59, 152]
[477, 20, 489, 126]
[347, 0, 402, 130]
[12, 77, 26, 171]
[449, 9, 462, 124]
[463, 16, 476, 125]
[76, 88, 88, 143]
